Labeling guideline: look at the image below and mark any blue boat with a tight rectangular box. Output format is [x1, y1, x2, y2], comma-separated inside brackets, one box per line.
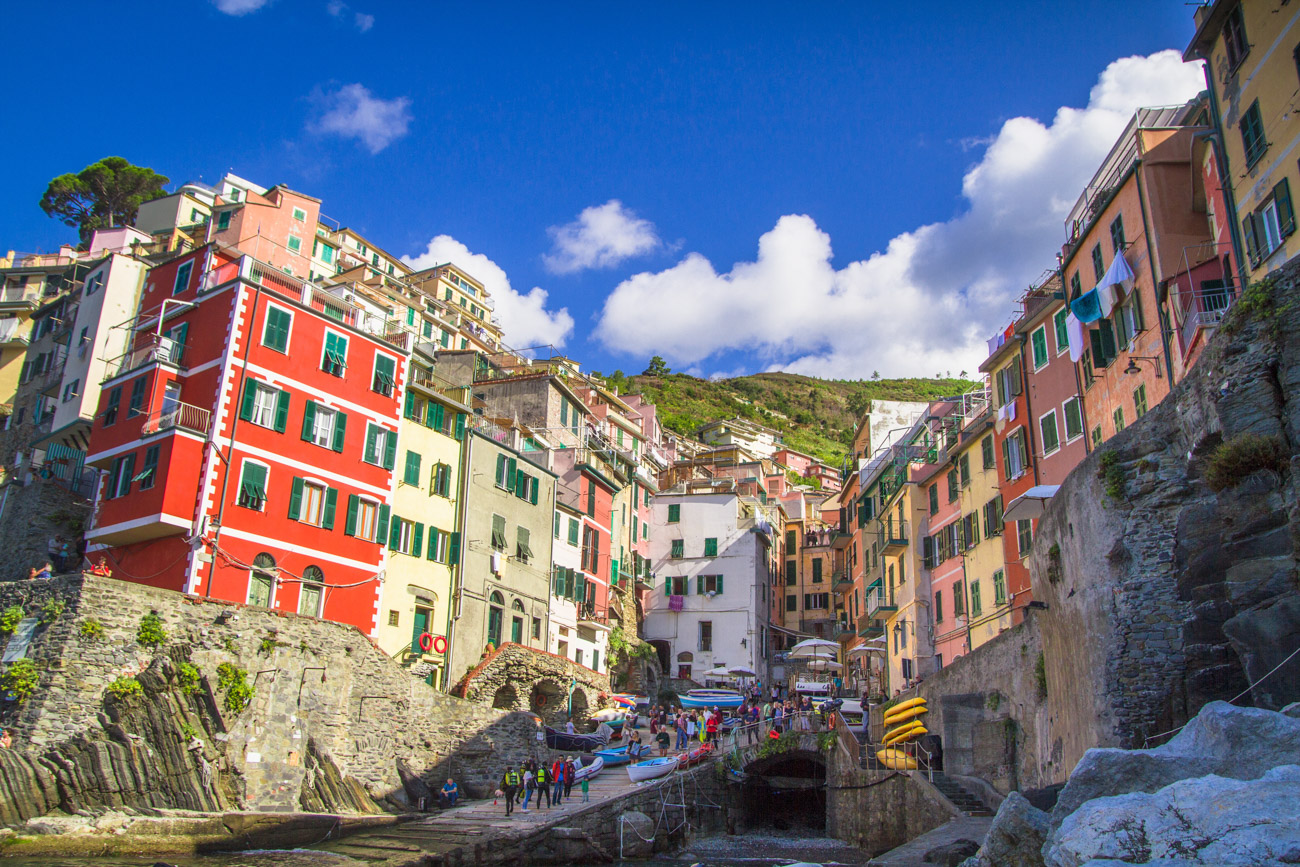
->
[593, 742, 651, 766]
[678, 689, 744, 709]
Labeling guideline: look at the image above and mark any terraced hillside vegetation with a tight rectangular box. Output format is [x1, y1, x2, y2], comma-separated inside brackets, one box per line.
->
[598, 369, 977, 466]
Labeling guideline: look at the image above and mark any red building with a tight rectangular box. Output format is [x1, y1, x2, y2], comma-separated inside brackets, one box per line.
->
[84, 246, 408, 634]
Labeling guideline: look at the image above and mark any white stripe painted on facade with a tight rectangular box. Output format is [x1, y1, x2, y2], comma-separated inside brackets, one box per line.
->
[217, 526, 383, 572]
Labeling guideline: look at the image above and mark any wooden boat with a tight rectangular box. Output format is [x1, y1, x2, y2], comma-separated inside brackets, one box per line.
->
[678, 689, 744, 709]
[627, 756, 679, 783]
[544, 723, 612, 752]
[573, 755, 604, 782]
[875, 748, 919, 770]
[594, 742, 651, 766]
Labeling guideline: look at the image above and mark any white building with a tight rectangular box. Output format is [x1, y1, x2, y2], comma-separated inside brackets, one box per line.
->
[549, 500, 610, 673]
[643, 488, 774, 685]
[696, 417, 782, 460]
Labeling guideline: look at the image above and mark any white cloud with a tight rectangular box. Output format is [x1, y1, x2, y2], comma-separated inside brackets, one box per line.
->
[595, 50, 1205, 379]
[354, 12, 374, 31]
[543, 200, 661, 274]
[403, 236, 575, 349]
[326, 0, 374, 31]
[214, 0, 268, 14]
[309, 84, 411, 154]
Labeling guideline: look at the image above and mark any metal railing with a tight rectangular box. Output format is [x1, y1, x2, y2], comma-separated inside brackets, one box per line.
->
[0, 287, 41, 305]
[103, 335, 185, 381]
[142, 400, 211, 435]
[865, 585, 895, 618]
[1179, 289, 1235, 350]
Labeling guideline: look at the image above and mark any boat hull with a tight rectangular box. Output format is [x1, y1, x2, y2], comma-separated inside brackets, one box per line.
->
[594, 744, 650, 766]
[627, 756, 679, 783]
[544, 723, 612, 752]
[876, 748, 918, 770]
[573, 756, 604, 782]
[679, 691, 744, 709]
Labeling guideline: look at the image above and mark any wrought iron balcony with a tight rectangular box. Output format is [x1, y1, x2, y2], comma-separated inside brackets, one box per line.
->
[881, 520, 909, 551]
[142, 400, 211, 436]
[866, 585, 897, 619]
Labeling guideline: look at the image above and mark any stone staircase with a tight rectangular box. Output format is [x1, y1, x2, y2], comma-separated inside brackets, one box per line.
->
[855, 732, 992, 817]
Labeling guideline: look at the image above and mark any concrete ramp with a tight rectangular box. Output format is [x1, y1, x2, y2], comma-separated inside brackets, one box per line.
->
[866, 816, 991, 866]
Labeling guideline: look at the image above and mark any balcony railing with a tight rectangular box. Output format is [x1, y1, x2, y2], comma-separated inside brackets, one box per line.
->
[881, 520, 909, 550]
[103, 335, 185, 382]
[142, 400, 211, 435]
[866, 585, 897, 619]
[832, 570, 854, 591]
[0, 287, 41, 307]
[577, 603, 608, 625]
[857, 612, 883, 638]
[1179, 289, 1235, 351]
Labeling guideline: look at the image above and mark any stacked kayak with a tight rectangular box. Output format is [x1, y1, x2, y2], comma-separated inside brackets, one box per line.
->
[876, 698, 928, 770]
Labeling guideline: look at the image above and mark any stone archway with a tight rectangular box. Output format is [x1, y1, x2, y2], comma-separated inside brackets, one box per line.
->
[492, 683, 519, 710]
[570, 687, 590, 721]
[740, 748, 827, 831]
[531, 679, 565, 724]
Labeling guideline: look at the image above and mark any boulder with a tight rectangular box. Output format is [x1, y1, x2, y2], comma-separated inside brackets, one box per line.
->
[924, 838, 980, 865]
[1051, 701, 1300, 821]
[1044, 766, 1300, 867]
[617, 810, 656, 857]
[959, 792, 1049, 867]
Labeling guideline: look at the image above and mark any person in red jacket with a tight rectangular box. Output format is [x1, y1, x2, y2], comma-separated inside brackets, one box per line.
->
[705, 708, 720, 742]
[551, 757, 566, 805]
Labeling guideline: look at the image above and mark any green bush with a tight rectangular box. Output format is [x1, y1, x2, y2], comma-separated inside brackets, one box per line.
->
[106, 676, 143, 701]
[1203, 433, 1288, 492]
[1, 659, 39, 703]
[1034, 652, 1048, 700]
[179, 721, 199, 741]
[38, 598, 64, 625]
[79, 618, 104, 639]
[1098, 451, 1125, 501]
[216, 662, 253, 714]
[0, 605, 25, 634]
[178, 662, 202, 695]
[137, 612, 167, 647]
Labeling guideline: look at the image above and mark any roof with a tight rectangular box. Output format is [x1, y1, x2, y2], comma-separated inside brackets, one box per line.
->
[1184, 0, 1232, 61]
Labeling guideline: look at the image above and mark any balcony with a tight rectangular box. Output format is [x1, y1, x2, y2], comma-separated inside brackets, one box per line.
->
[881, 520, 909, 552]
[1179, 288, 1235, 352]
[832, 570, 854, 592]
[0, 317, 27, 346]
[142, 400, 211, 436]
[857, 612, 883, 638]
[577, 602, 610, 627]
[865, 584, 897, 619]
[0, 287, 41, 311]
[103, 335, 185, 382]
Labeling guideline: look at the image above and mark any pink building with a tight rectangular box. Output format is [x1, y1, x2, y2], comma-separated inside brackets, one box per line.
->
[1017, 282, 1089, 485]
[919, 454, 966, 666]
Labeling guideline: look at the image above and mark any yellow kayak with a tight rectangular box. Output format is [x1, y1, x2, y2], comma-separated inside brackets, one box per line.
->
[882, 697, 928, 725]
[885, 722, 928, 746]
[876, 748, 918, 770]
[883, 704, 928, 727]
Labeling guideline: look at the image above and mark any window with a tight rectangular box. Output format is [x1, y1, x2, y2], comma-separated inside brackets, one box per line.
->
[1224, 2, 1249, 69]
[403, 450, 422, 486]
[668, 575, 688, 596]
[1070, 271, 1082, 300]
[1134, 384, 1148, 419]
[102, 386, 121, 426]
[698, 621, 712, 652]
[970, 580, 982, 617]
[495, 453, 518, 491]
[287, 235, 303, 253]
[699, 574, 723, 594]
[1115, 295, 1144, 349]
[704, 537, 718, 557]
[372, 354, 396, 397]
[363, 424, 397, 469]
[1243, 179, 1295, 266]
[105, 453, 135, 499]
[1003, 428, 1028, 480]
[389, 518, 418, 555]
[138, 445, 159, 490]
[1039, 410, 1060, 456]
[995, 355, 1022, 406]
[487, 592, 503, 648]
[568, 517, 580, 546]
[959, 453, 971, 488]
[1063, 397, 1084, 442]
[491, 514, 507, 550]
[1091, 243, 1104, 282]
[173, 260, 193, 295]
[785, 560, 797, 585]
[322, 332, 348, 376]
[263, 306, 291, 353]
[1031, 326, 1049, 370]
[289, 478, 336, 528]
[934, 590, 943, 623]
[1017, 519, 1033, 558]
[671, 538, 684, 559]
[248, 554, 275, 608]
[128, 378, 147, 417]
[1081, 350, 1095, 388]
[516, 527, 533, 564]
[586, 477, 596, 517]
[1113, 407, 1126, 433]
[953, 581, 965, 616]
[1089, 318, 1118, 368]
[240, 380, 289, 432]
[533, 617, 543, 641]
[388, 610, 400, 627]
[62, 379, 79, 402]
[979, 436, 995, 472]
[217, 210, 232, 231]
[315, 241, 335, 265]
[947, 468, 958, 502]
[301, 401, 346, 452]
[430, 462, 452, 497]
[928, 484, 939, 515]
[292, 206, 307, 222]
[1240, 100, 1267, 169]
[298, 570, 323, 617]
[667, 503, 680, 523]
[1092, 425, 1103, 448]
[237, 460, 267, 509]
[1054, 308, 1070, 355]
[802, 592, 828, 609]
[993, 570, 1007, 605]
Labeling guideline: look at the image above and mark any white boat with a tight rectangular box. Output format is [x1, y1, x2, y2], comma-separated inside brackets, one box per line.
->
[573, 755, 604, 782]
[678, 689, 744, 709]
[627, 755, 679, 783]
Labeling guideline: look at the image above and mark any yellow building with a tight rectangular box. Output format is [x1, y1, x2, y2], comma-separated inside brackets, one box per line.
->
[0, 252, 81, 429]
[408, 262, 503, 353]
[1187, 0, 1300, 278]
[952, 413, 1011, 652]
[374, 360, 472, 688]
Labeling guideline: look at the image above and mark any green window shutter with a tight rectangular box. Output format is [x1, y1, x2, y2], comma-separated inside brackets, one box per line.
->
[1001, 438, 1011, 479]
[404, 451, 421, 486]
[273, 389, 290, 433]
[716, 575, 723, 594]
[412, 522, 424, 558]
[389, 516, 402, 550]
[405, 391, 416, 420]
[301, 400, 317, 441]
[239, 379, 257, 421]
[667, 504, 680, 523]
[664, 576, 671, 594]
[1098, 317, 1117, 362]
[530, 478, 539, 505]
[454, 412, 466, 440]
[376, 504, 391, 542]
[1242, 214, 1262, 266]
[507, 458, 517, 492]
[696, 575, 704, 595]
[382, 430, 397, 470]
[321, 487, 337, 530]
[704, 537, 717, 557]
[332, 411, 347, 452]
[568, 518, 579, 545]
[448, 532, 460, 563]
[431, 402, 445, 431]
[495, 453, 506, 487]
[364, 424, 378, 463]
[427, 526, 440, 560]
[1089, 327, 1107, 368]
[587, 478, 596, 516]
[1277, 179, 1296, 236]
[345, 494, 359, 536]
[289, 477, 304, 520]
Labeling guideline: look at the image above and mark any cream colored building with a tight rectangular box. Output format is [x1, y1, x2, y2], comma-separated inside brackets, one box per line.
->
[951, 414, 1011, 652]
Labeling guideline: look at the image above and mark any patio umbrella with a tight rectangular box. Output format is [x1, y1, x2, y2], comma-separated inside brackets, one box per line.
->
[703, 666, 737, 678]
[788, 638, 840, 657]
[728, 665, 757, 677]
[1002, 485, 1061, 523]
[805, 658, 842, 671]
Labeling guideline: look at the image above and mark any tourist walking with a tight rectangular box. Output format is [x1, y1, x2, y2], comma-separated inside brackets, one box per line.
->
[675, 712, 687, 750]
[563, 757, 576, 799]
[536, 761, 551, 808]
[551, 757, 566, 805]
[500, 766, 519, 816]
[521, 760, 536, 811]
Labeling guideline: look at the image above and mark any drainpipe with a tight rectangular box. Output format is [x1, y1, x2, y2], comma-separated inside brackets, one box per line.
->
[443, 428, 472, 692]
[1134, 168, 1177, 392]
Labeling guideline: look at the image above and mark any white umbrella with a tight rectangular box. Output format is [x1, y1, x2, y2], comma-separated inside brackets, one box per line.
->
[728, 665, 757, 677]
[847, 645, 876, 658]
[703, 666, 736, 678]
[789, 638, 839, 657]
[805, 658, 842, 671]
[1002, 485, 1061, 523]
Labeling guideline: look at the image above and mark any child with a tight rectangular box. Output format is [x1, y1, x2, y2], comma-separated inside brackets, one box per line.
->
[655, 726, 670, 756]
[580, 775, 590, 802]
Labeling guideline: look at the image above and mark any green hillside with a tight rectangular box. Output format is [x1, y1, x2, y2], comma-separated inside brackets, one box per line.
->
[599, 370, 977, 467]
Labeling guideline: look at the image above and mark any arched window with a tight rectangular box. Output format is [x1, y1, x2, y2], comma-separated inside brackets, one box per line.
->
[511, 599, 525, 612]
[299, 565, 324, 617]
[487, 592, 504, 648]
[248, 553, 275, 607]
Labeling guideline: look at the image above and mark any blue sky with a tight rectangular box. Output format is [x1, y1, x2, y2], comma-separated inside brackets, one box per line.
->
[2, 1, 1206, 380]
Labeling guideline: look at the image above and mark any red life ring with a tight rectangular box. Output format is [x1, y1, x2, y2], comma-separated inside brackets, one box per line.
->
[536, 694, 548, 707]
[433, 635, 448, 655]
[418, 632, 434, 652]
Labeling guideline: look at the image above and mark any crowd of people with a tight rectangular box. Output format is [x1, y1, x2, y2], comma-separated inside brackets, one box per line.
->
[495, 755, 588, 816]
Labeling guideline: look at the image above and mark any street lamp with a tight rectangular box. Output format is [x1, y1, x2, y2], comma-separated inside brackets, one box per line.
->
[1123, 355, 1163, 378]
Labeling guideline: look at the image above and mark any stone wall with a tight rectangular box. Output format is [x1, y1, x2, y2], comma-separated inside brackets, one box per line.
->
[453, 641, 611, 726]
[0, 477, 89, 579]
[0, 573, 546, 823]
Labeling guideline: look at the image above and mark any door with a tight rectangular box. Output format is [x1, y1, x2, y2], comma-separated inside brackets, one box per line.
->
[487, 606, 503, 648]
[410, 607, 429, 654]
[511, 616, 523, 644]
[248, 571, 272, 607]
[161, 382, 182, 423]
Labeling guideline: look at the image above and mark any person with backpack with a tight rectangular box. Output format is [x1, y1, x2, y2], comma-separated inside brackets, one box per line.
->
[521, 759, 536, 811]
[500, 765, 519, 816]
[535, 761, 551, 808]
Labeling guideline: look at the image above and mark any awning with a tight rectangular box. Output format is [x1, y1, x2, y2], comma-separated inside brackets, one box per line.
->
[1002, 485, 1061, 523]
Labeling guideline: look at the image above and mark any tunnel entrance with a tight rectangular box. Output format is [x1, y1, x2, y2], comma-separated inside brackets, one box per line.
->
[738, 750, 827, 832]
